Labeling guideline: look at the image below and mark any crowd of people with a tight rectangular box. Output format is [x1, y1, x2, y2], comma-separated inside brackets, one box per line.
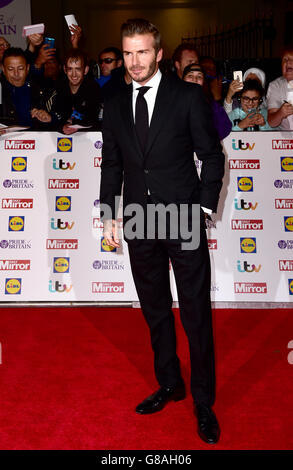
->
[0, 25, 293, 136]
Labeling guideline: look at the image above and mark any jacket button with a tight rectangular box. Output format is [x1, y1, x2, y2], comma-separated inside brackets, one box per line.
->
[144, 169, 149, 174]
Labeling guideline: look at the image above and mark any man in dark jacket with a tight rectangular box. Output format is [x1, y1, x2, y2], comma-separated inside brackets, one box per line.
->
[100, 18, 225, 445]
[0, 47, 57, 131]
[53, 48, 102, 134]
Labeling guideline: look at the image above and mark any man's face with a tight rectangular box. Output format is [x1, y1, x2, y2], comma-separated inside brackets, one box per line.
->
[184, 70, 204, 85]
[64, 58, 88, 88]
[44, 57, 60, 79]
[3, 55, 29, 87]
[200, 58, 217, 78]
[122, 33, 162, 85]
[282, 51, 293, 82]
[175, 49, 199, 78]
[98, 51, 121, 77]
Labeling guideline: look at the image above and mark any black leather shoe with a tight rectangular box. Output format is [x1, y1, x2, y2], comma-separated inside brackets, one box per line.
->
[136, 383, 186, 414]
[195, 404, 220, 444]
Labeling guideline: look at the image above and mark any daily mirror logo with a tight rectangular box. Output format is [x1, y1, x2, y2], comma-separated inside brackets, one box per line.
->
[0, 260, 30, 270]
[2, 199, 33, 209]
[5, 140, 35, 150]
[234, 282, 267, 294]
[272, 140, 293, 150]
[229, 159, 260, 170]
[275, 199, 293, 209]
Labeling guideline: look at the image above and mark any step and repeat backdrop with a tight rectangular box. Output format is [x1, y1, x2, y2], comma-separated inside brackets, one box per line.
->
[0, 131, 292, 302]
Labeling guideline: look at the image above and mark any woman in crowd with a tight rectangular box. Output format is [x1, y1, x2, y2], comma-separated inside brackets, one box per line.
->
[183, 63, 232, 140]
[228, 79, 272, 131]
[223, 67, 267, 114]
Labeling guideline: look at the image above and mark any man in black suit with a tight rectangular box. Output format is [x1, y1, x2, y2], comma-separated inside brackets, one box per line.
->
[100, 19, 225, 444]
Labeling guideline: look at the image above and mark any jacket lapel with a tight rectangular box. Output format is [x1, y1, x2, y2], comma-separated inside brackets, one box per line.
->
[121, 83, 144, 158]
[145, 75, 172, 156]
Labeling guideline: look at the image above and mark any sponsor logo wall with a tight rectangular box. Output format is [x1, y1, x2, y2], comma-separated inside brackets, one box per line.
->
[0, 132, 292, 302]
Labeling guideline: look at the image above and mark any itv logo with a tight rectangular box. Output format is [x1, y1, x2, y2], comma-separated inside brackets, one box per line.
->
[52, 158, 76, 170]
[232, 139, 255, 151]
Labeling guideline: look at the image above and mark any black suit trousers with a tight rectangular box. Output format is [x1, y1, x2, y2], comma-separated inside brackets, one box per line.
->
[127, 215, 215, 407]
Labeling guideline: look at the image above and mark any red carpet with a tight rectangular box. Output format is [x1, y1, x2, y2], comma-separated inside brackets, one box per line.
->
[0, 306, 292, 450]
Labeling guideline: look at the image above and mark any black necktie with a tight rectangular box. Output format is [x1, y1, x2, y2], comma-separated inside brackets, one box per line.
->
[135, 86, 151, 152]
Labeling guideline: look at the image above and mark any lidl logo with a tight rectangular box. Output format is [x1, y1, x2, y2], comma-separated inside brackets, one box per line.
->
[281, 157, 293, 172]
[53, 257, 70, 273]
[57, 138, 72, 152]
[8, 216, 25, 232]
[56, 196, 71, 212]
[11, 157, 27, 172]
[101, 237, 116, 252]
[289, 279, 293, 295]
[5, 278, 22, 294]
[284, 216, 293, 232]
[237, 177, 253, 192]
[240, 237, 256, 253]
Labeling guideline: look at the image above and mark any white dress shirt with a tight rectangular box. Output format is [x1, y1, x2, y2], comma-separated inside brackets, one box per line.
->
[132, 69, 162, 125]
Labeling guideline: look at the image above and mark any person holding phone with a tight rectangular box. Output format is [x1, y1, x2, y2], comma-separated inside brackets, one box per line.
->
[223, 67, 267, 114]
[0, 47, 58, 131]
[228, 79, 272, 131]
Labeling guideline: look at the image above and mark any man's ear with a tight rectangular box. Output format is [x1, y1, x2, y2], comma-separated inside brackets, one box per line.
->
[84, 65, 89, 75]
[117, 59, 123, 68]
[174, 60, 180, 72]
[26, 63, 30, 74]
[157, 48, 163, 63]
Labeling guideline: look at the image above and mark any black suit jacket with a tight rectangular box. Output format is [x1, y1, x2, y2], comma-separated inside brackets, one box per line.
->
[100, 73, 225, 221]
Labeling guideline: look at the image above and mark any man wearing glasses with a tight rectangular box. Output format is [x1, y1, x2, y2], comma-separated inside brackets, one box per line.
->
[96, 47, 123, 88]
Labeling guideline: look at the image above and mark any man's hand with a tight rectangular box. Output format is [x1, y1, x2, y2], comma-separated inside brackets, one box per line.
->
[31, 108, 52, 123]
[103, 219, 120, 248]
[34, 44, 56, 68]
[62, 124, 79, 135]
[69, 25, 82, 48]
[28, 33, 44, 52]
[280, 102, 293, 118]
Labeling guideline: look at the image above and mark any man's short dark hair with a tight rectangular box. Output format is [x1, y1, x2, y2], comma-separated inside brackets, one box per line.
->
[99, 47, 123, 61]
[64, 48, 88, 68]
[3, 47, 27, 65]
[172, 43, 199, 64]
[121, 18, 161, 53]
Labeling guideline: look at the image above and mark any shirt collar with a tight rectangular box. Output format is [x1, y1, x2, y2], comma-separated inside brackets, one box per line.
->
[132, 68, 162, 92]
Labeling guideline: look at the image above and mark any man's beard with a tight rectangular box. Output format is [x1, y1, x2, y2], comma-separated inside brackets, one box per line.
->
[128, 57, 157, 83]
